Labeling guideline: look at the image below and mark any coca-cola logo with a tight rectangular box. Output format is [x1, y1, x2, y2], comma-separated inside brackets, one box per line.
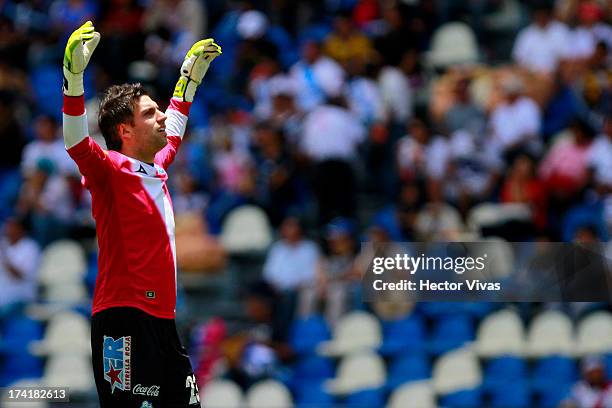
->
[133, 384, 160, 397]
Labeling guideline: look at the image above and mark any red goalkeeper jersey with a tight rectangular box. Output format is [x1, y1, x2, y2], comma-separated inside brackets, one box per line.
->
[63, 95, 190, 319]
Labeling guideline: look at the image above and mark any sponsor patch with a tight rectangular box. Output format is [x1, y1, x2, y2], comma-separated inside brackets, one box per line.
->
[140, 401, 153, 408]
[133, 384, 160, 397]
[103, 335, 132, 393]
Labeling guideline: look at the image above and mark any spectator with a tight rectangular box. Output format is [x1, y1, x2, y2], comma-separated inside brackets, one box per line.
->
[588, 115, 612, 231]
[262, 216, 319, 292]
[377, 48, 420, 125]
[301, 95, 366, 223]
[302, 217, 359, 325]
[488, 73, 542, 160]
[345, 57, 385, 125]
[17, 159, 74, 246]
[500, 152, 548, 231]
[21, 115, 78, 177]
[289, 40, 345, 113]
[564, 356, 612, 408]
[323, 12, 375, 69]
[396, 114, 451, 198]
[0, 216, 41, 317]
[443, 74, 486, 136]
[512, 1, 571, 74]
[539, 117, 596, 198]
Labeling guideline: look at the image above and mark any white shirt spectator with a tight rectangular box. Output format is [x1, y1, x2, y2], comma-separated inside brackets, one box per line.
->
[569, 381, 612, 408]
[378, 66, 413, 123]
[512, 20, 571, 73]
[0, 236, 41, 308]
[21, 138, 78, 176]
[489, 96, 542, 155]
[346, 77, 385, 124]
[589, 134, 612, 187]
[397, 134, 451, 181]
[289, 56, 345, 112]
[263, 239, 319, 290]
[301, 104, 366, 161]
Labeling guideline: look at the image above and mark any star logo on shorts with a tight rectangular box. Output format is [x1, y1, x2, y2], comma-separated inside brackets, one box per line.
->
[106, 362, 123, 390]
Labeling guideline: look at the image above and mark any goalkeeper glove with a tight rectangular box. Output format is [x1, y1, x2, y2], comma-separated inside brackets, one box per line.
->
[63, 21, 100, 97]
[173, 39, 221, 102]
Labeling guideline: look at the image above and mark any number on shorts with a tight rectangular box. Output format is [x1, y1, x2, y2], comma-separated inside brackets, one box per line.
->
[185, 374, 200, 405]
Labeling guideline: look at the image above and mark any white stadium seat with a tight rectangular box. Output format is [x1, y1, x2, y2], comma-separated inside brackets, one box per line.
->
[325, 351, 386, 395]
[220, 205, 273, 253]
[318, 311, 382, 357]
[246, 380, 293, 408]
[526, 309, 575, 357]
[475, 309, 526, 357]
[200, 379, 244, 408]
[433, 346, 482, 394]
[387, 380, 436, 408]
[30, 311, 90, 356]
[576, 311, 612, 356]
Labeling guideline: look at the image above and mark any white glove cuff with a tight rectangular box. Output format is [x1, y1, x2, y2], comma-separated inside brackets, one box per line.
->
[63, 67, 84, 97]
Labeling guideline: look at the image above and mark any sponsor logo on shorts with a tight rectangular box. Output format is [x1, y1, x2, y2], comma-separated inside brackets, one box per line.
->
[133, 384, 160, 397]
[140, 401, 153, 408]
[102, 335, 132, 393]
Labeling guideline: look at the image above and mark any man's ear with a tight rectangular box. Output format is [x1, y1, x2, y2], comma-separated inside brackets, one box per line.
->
[118, 122, 132, 144]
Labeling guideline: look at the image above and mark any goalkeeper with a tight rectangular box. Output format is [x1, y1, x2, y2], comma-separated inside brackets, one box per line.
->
[62, 21, 220, 407]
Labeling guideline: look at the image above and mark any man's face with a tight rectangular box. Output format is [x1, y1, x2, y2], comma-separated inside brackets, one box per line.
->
[125, 95, 168, 157]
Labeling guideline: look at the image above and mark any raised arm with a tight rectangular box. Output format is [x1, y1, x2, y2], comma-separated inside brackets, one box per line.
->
[156, 39, 221, 168]
[62, 21, 100, 148]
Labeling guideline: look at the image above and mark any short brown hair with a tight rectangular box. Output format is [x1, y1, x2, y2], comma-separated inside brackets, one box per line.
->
[98, 83, 147, 151]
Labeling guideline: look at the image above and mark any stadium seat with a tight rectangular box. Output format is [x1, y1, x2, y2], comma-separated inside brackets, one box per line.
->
[576, 311, 612, 355]
[526, 309, 575, 357]
[30, 311, 90, 356]
[43, 282, 90, 305]
[386, 380, 436, 408]
[220, 205, 273, 254]
[379, 314, 426, 357]
[432, 347, 482, 395]
[426, 22, 479, 68]
[466, 203, 531, 236]
[536, 381, 574, 408]
[293, 379, 335, 407]
[289, 315, 331, 356]
[0, 351, 44, 387]
[475, 237, 516, 280]
[488, 379, 531, 408]
[246, 379, 293, 408]
[43, 354, 94, 393]
[531, 356, 578, 395]
[292, 354, 335, 382]
[483, 356, 527, 391]
[38, 240, 86, 287]
[439, 387, 483, 408]
[428, 314, 475, 355]
[200, 379, 245, 408]
[385, 353, 430, 390]
[343, 388, 385, 408]
[0, 316, 44, 353]
[475, 309, 526, 357]
[318, 311, 382, 357]
[325, 351, 386, 395]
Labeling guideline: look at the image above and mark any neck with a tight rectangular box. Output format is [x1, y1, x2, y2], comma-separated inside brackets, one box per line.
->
[121, 146, 155, 164]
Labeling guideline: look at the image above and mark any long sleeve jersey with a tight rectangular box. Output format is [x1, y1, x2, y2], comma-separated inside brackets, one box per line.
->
[63, 94, 190, 319]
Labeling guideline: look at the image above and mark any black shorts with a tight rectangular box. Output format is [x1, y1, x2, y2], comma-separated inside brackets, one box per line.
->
[91, 307, 200, 408]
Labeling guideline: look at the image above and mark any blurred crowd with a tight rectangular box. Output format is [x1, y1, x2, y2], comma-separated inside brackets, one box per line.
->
[0, 0, 611, 403]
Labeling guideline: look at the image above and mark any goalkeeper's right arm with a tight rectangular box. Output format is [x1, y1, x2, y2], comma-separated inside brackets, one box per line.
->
[62, 21, 100, 149]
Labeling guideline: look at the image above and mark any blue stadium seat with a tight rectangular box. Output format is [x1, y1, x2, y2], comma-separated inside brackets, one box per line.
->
[537, 382, 573, 408]
[293, 380, 335, 407]
[488, 379, 531, 408]
[289, 315, 331, 356]
[428, 314, 474, 355]
[30, 64, 63, 121]
[0, 351, 44, 387]
[605, 354, 612, 379]
[531, 356, 578, 393]
[439, 387, 482, 408]
[293, 354, 335, 381]
[343, 388, 385, 408]
[0, 316, 43, 354]
[386, 353, 430, 390]
[379, 314, 426, 357]
[483, 356, 527, 391]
